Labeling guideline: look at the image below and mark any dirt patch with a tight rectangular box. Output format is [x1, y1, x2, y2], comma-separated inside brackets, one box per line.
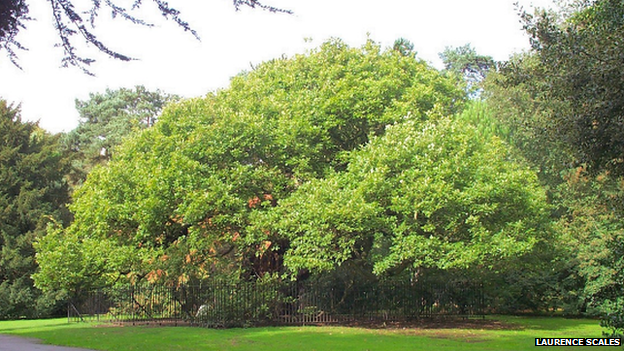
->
[92, 320, 195, 328]
[298, 317, 521, 343]
[415, 329, 489, 343]
[315, 318, 521, 331]
[229, 338, 239, 347]
[345, 318, 520, 343]
[87, 317, 518, 343]
[89, 316, 521, 332]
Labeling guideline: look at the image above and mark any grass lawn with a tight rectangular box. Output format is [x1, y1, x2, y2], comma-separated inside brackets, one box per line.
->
[0, 316, 615, 351]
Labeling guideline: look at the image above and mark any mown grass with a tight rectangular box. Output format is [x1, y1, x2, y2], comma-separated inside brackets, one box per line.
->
[0, 316, 614, 351]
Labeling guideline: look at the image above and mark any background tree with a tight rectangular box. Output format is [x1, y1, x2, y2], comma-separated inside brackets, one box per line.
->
[520, 0, 624, 176]
[483, 53, 574, 185]
[439, 44, 495, 96]
[63, 85, 178, 182]
[484, 0, 624, 335]
[0, 99, 71, 319]
[1, 0, 290, 74]
[392, 37, 416, 57]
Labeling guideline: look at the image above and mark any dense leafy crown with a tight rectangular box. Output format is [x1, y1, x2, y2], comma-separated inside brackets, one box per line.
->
[266, 117, 548, 275]
[34, 39, 548, 291]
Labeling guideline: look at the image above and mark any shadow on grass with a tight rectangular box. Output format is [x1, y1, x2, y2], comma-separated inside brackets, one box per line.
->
[0, 319, 77, 334]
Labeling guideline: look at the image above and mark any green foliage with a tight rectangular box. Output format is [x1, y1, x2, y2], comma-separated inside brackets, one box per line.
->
[478, 242, 582, 314]
[602, 310, 624, 338]
[483, 0, 624, 332]
[0, 100, 71, 318]
[263, 117, 550, 276]
[451, 102, 581, 314]
[483, 54, 574, 183]
[34, 225, 138, 294]
[483, 42, 585, 316]
[554, 169, 624, 315]
[64, 85, 178, 183]
[34, 39, 465, 291]
[455, 100, 510, 141]
[519, 0, 624, 176]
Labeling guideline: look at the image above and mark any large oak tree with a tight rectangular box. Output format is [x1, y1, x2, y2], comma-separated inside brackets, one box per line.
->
[35, 40, 547, 308]
[34, 39, 467, 290]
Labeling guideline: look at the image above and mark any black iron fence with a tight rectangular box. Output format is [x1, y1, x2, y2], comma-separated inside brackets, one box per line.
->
[68, 280, 484, 327]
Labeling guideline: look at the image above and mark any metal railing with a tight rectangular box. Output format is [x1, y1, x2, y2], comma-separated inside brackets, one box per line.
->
[68, 279, 484, 327]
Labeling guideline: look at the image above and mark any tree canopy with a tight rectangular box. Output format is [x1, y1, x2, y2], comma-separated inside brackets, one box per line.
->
[33, 39, 550, 293]
[261, 116, 549, 276]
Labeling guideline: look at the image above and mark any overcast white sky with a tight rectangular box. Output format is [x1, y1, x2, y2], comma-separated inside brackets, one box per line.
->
[0, 0, 555, 134]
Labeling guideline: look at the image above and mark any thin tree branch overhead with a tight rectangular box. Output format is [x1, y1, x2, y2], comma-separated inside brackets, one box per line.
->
[0, 0, 291, 74]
